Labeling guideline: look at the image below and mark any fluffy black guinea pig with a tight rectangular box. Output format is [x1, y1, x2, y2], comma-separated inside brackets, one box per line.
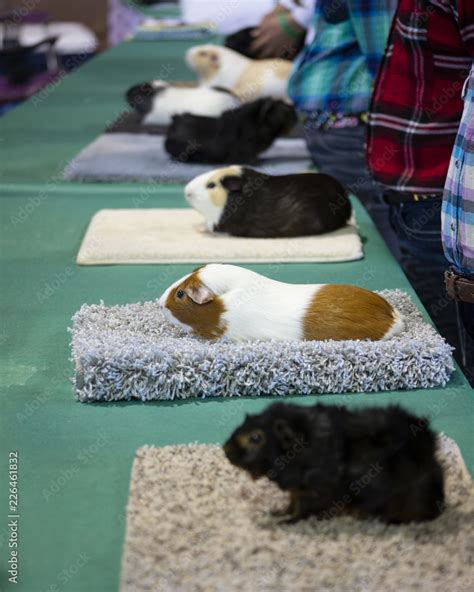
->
[224, 27, 304, 60]
[185, 166, 352, 237]
[164, 98, 297, 164]
[224, 403, 445, 524]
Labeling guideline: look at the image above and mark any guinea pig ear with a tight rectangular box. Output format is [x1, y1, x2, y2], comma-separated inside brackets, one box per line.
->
[273, 418, 300, 450]
[184, 284, 215, 305]
[221, 175, 243, 193]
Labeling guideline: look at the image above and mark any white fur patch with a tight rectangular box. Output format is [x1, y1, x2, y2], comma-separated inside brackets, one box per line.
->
[143, 86, 240, 125]
[185, 171, 223, 229]
[198, 264, 323, 342]
[186, 45, 248, 89]
[382, 309, 405, 340]
[185, 167, 242, 230]
[186, 45, 290, 102]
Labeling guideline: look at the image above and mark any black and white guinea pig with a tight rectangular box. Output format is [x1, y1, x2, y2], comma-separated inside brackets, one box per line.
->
[165, 98, 297, 164]
[225, 27, 305, 61]
[159, 264, 404, 342]
[185, 44, 291, 102]
[184, 166, 352, 237]
[125, 79, 240, 125]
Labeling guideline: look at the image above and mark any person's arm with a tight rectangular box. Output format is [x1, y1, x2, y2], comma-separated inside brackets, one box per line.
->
[347, 0, 398, 78]
[250, 2, 309, 59]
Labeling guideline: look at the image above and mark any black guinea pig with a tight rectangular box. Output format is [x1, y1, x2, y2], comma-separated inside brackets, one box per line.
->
[164, 98, 297, 164]
[224, 403, 445, 524]
[185, 166, 352, 237]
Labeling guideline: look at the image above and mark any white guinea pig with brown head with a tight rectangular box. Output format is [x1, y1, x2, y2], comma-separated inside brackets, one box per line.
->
[126, 79, 240, 125]
[185, 44, 291, 102]
[159, 264, 404, 342]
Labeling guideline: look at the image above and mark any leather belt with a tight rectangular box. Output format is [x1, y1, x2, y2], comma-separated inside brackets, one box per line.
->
[384, 191, 442, 204]
[445, 270, 474, 303]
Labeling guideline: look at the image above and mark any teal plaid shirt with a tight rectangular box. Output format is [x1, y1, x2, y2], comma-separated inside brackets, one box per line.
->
[288, 0, 397, 116]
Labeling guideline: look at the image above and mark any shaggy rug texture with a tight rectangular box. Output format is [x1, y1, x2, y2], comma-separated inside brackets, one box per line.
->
[70, 291, 454, 403]
[76, 209, 363, 265]
[62, 133, 311, 183]
[120, 436, 473, 592]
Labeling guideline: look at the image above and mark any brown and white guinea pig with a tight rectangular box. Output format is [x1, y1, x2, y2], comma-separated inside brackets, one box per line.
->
[184, 166, 352, 237]
[159, 264, 404, 342]
[165, 99, 297, 164]
[125, 79, 240, 125]
[185, 44, 291, 102]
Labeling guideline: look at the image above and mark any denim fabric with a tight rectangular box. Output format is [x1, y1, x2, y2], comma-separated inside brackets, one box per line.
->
[304, 125, 401, 259]
[387, 199, 471, 378]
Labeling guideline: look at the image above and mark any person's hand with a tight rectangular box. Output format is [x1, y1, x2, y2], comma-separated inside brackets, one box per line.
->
[250, 6, 305, 59]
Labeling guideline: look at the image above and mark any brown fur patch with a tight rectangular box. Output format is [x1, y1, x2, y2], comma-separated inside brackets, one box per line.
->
[303, 285, 396, 341]
[207, 166, 241, 207]
[165, 270, 227, 339]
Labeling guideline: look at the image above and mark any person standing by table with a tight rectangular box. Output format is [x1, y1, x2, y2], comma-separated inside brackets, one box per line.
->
[287, 0, 399, 254]
[442, 64, 474, 384]
[366, 0, 474, 371]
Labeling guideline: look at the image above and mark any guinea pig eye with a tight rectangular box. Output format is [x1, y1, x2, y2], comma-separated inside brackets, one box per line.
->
[176, 289, 185, 299]
[248, 430, 265, 446]
[206, 182, 216, 189]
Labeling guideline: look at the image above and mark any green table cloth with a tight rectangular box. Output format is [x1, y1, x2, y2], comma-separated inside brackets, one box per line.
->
[0, 37, 472, 592]
[0, 37, 221, 184]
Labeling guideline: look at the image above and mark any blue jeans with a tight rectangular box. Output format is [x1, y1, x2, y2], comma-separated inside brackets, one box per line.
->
[388, 199, 469, 376]
[456, 300, 474, 385]
[304, 125, 401, 259]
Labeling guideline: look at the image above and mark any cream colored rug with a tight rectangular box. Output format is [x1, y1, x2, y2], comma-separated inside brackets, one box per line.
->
[120, 436, 473, 592]
[77, 209, 363, 265]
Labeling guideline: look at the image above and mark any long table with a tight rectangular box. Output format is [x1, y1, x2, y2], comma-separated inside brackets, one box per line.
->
[1, 37, 472, 592]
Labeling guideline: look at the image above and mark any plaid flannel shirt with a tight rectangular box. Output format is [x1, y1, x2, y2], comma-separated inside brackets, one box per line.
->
[288, 0, 397, 117]
[442, 65, 474, 277]
[367, 0, 474, 192]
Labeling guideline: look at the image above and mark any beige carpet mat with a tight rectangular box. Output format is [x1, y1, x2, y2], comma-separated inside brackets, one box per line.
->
[120, 435, 473, 592]
[77, 209, 363, 265]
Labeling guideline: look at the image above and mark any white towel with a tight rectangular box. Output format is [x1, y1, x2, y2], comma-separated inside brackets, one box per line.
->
[77, 208, 363, 265]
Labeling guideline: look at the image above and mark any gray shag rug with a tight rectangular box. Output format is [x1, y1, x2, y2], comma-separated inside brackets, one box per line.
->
[120, 436, 474, 592]
[70, 290, 454, 403]
[62, 133, 311, 183]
